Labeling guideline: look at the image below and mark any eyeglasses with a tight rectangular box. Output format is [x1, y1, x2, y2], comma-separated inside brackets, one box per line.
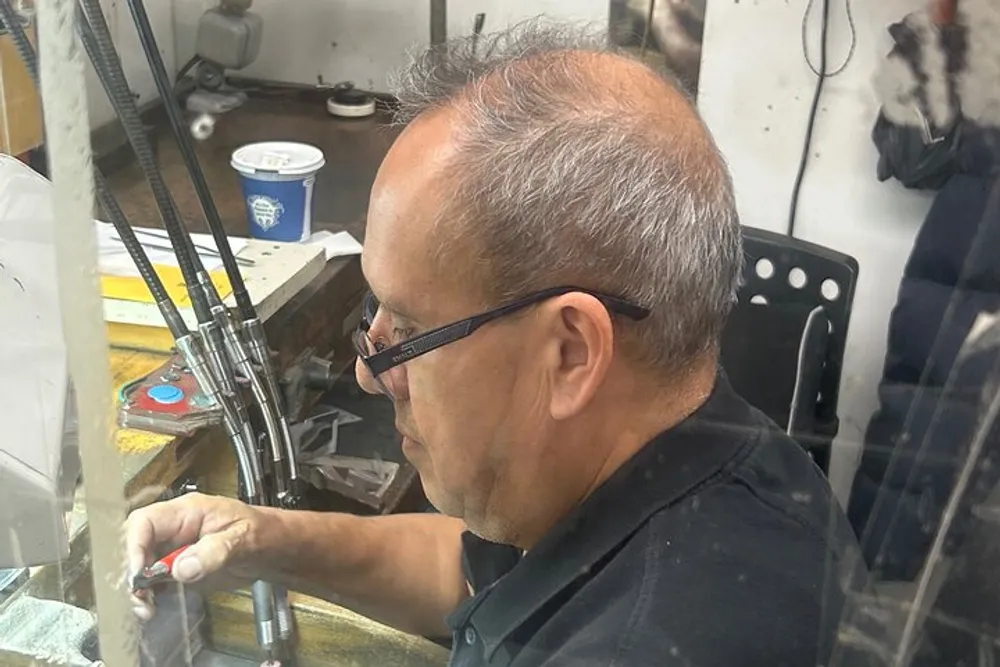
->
[352, 285, 651, 399]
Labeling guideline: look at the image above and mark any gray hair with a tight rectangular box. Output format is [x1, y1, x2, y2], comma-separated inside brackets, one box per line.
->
[389, 20, 743, 376]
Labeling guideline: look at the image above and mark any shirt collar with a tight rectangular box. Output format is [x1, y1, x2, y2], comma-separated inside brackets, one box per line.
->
[461, 373, 758, 662]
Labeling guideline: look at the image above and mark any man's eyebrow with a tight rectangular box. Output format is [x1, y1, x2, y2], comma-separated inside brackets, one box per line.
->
[362, 271, 420, 324]
[375, 295, 420, 325]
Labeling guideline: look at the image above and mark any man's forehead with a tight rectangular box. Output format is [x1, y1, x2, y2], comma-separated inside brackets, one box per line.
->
[363, 107, 474, 322]
[378, 107, 461, 184]
[370, 109, 461, 227]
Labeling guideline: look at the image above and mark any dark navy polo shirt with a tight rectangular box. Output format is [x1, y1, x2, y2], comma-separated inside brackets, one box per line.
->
[445, 374, 865, 667]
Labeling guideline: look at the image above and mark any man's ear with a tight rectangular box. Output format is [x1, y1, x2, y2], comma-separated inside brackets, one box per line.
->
[545, 293, 616, 421]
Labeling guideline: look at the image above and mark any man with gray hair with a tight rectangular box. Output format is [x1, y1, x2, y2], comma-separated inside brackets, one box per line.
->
[126, 22, 863, 666]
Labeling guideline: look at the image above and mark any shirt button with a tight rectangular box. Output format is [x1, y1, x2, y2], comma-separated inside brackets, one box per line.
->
[464, 626, 477, 645]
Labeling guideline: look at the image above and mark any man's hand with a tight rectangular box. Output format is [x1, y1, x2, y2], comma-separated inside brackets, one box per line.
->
[125, 492, 260, 620]
[126, 493, 468, 636]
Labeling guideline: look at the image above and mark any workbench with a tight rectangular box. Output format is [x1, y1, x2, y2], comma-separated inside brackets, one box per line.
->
[1, 98, 450, 665]
[11, 248, 446, 666]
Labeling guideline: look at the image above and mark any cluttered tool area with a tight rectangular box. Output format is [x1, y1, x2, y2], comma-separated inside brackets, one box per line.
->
[0, 2, 442, 666]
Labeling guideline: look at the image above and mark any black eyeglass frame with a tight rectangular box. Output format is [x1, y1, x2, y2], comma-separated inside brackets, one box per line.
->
[355, 285, 651, 378]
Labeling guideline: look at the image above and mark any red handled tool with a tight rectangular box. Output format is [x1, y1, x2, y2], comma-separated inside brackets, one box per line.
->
[132, 545, 193, 590]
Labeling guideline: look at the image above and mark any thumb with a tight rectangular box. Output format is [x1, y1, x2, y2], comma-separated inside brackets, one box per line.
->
[172, 529, 240, 583]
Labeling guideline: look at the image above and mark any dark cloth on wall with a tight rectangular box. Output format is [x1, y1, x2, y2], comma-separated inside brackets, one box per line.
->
[848, 173, 1000, 581]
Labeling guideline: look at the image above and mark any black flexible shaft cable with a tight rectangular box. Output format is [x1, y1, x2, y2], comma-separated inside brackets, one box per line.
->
[76, 0, 214, 325]
[89, 12, 292, 658]
[78, 2, 274, 502]
[0, 0, 188, 340]
[126, 0, 256, 321]
[0, 0, 265, 509]
[123, 0, 302, 514]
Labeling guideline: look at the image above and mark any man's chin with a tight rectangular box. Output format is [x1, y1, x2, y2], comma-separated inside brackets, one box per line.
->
[400, 435, 423, 459]
[401, 436, 437, 500]
[402, 439, 466, 519]
[417, 472, 462, 519]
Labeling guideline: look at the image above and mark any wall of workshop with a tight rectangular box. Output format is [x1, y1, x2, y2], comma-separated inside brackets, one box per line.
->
[170, 0, 607, 92]
[84, 0, 177, 128]
[698, 0, 934, 504]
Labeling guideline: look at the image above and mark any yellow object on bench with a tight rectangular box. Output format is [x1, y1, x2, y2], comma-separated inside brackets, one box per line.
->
[100, 264, 233, 308]
[101, 265, 233, 353]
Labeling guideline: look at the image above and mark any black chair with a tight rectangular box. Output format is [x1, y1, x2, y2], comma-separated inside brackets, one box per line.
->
[720, 226, 859, 474]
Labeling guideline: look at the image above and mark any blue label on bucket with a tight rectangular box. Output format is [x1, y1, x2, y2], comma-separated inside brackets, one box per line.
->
[237, 174, 315, 242]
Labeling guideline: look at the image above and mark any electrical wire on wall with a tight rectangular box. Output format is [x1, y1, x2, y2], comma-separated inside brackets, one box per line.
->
[786, 0, 856, 236]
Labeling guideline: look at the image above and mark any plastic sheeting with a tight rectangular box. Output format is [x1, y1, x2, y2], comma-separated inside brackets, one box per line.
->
[0, 154, 79, 568]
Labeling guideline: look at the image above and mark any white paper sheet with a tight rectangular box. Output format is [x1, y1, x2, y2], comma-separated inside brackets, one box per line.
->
[95, 221, 249, 277]
[306, 230, 363, 261]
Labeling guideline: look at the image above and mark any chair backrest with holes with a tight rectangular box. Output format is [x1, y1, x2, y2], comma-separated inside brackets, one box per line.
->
[736, 226, 859, 440]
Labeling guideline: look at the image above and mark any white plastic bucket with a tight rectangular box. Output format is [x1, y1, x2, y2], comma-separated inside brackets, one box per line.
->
[231, 141, 326, 242]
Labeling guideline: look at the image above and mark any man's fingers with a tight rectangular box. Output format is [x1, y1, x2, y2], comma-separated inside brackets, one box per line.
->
[124, 495, 208, 575]
[169, 528, 242, 584]
[125, 513, 155, 578]
[123, 493, 250, 622]
[130, 589, 155, 621]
